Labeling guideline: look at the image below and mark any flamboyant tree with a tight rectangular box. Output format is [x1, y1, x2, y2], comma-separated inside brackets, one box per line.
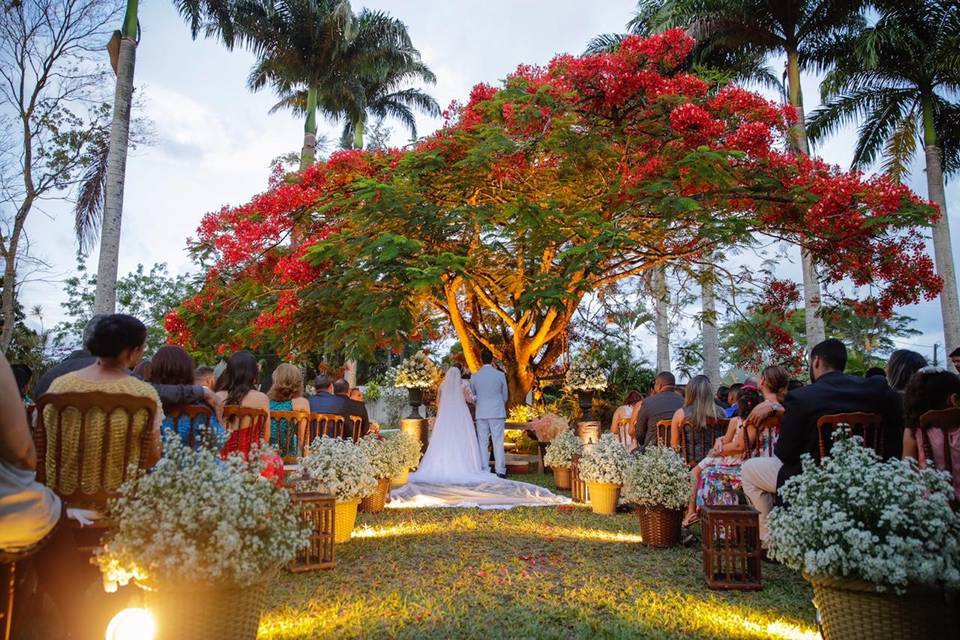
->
[169, 30, 940, 404]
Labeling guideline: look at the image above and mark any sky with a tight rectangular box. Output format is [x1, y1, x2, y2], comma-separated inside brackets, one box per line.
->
[17, 0, 960, 368]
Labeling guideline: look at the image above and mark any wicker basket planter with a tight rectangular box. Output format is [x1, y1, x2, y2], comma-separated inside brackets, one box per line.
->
[806, 573, 948, 640]
[553, 466, 572, 490]
[139, 575, 271, 640]
[586, 481, 621, 515]
[390, 467, 410, 488]
[360, 478, 391, 514]
[333, 498, 360, 543]
[636, 505, 681, 548]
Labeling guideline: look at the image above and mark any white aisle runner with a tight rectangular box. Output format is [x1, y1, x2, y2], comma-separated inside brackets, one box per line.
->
[388, 475, 570, 510]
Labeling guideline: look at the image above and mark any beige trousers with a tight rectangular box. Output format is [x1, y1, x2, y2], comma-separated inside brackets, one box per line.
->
[740, 456, 782, 545]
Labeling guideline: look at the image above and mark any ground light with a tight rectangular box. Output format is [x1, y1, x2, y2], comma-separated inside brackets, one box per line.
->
[104, 607, 156, 640]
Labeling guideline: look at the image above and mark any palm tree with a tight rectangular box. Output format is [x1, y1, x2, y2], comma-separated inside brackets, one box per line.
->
[652, 266, 671, 372]
[94, 0, 240, 313]
[701, 262, 721, 386]
[635, 0, 870, 349]
[807, 0, 960, 365]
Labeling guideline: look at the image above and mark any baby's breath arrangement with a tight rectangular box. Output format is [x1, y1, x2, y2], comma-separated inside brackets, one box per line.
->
[579, 433, 633, 484]
[565, 354, 608, 391]
[394, 352, 440, 389]
[293, 437, 378, 502]
[507, 404, 541, 424]
[395, 430, 423, 469]
[622, 447, 689, 510]
[543, 429, 582, 469]
[95, 436, 306, 591]
[358, 433, 406, 479]
[769, 433, 960, 593]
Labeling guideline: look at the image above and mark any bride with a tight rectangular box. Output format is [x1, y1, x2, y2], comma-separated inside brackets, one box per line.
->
[391, 366, 568, 509]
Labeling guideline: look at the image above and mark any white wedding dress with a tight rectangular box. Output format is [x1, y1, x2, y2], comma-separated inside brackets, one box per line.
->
[389, 368, 568, 509]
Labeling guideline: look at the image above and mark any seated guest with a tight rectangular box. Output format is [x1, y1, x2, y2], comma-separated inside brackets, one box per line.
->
[902, 368, 960, 500]
[43, 314, 163, 487]
[715, 385, 730, 410]
[335, 378, 370, 438]
[11, 364, 32, 402]
[147, 345, 225, 450]
[195, 366, 216, 389]
[633, 372, 684, 449]
[682, 385, 762, 526]
[865, 366, 887, 379]
[214, 351, 272, 441]
[724, 383, 743, 418]
[267, 364, 311, 452]
[745, 365, 790, 427]
[887, 349, 927, 392]
[307, 373, 349, 416]
[610, 390, 642, 452]
[669, 375, 725, 461]
[132, 358, 152, 380]
[741, 339, 903, 546]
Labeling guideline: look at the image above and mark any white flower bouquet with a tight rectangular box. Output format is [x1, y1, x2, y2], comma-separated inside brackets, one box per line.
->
[293, 437, 378, 502]
[530, 413, 569, 442]
[95, 436, 306, 591]
[768, 434, 960, 593]
[622, 446, 689, 510]
[394, 352, 439, 389]
[543, 428, 582, 468]
[357, 432, 406, 479]
[579, 433, 633, 484]
[395, 430, 423, 469]
[565, 354, 608, 391]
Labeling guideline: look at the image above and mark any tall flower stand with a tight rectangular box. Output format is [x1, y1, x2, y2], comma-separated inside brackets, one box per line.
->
[406, 387, 424, 419]
[400, 418, 428, 455]
[576, 389, 595, 420]
[576, 421, 601, 446]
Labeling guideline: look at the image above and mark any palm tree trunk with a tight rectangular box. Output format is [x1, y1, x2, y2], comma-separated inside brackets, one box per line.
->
[653, 265, 670, 372]
[922, 98, 960, 370]
[353, 117, 365, 150]
[93, 0, 138, 314]
[701, 264, 720, 388]
[300, 86, 318, 171]
[786, 47, 826, 348]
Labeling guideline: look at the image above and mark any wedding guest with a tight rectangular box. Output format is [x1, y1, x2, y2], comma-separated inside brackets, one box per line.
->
[902, 368, 960, 498]
[267, 364, 310, 452]
[307, 374, 351, 440]
[214, 352, 271, 442]
[745, 365, 790, 426]
[724, 383, 743, 418]
[610, 390, 642, 452]
[195, 366, 216, 389]
[132, 358, 152, 381]
[715, 385, 730, 410]
[865, 366, 887, 379]
[633, 372, 684, 449]
[741, 339, 903, 546]
[11, 364, 32, 402]
[887, 349, 927, 392]
[670, 375, 725, 461]
[42, 314, 163, 483]
[950, 347, 960, 372]
[682, 385, 762, 526]
[147, 345, 225, 450]
[33, 315, 103, 397]
[335, 378, 370, 437]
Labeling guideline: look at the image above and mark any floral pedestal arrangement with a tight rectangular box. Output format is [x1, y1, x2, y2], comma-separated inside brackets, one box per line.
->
[334, 499, 361, 543]
[395, 352, 439, 419]
[578, 434, 632, 516]
[543, 429, 582, 493]
[768, 433, 960, 640]
[566, 353, 607, 421]
[623, 447, 689, 548]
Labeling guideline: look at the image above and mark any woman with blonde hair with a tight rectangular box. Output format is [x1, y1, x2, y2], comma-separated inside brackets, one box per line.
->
[267, 363, 310, 452]
[670, 375, 723, 461]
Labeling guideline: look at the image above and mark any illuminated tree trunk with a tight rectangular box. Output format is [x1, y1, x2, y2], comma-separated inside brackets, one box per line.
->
[653, 265, 670, 372]
[701, 263, 720, 388]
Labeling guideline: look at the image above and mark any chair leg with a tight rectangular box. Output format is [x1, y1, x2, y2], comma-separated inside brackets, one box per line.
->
[3, 561, 15, 640]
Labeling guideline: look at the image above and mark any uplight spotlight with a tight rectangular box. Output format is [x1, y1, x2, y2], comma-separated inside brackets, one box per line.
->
[104, 607, 156, 640]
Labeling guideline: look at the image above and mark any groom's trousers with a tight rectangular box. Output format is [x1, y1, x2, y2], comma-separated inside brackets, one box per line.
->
[476, 418, 506, 475]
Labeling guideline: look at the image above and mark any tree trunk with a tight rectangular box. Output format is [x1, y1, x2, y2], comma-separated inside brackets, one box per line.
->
[701, 264, 720, 388]
[922, 98, 960, 371]
[786, 47, 826, 348]
[300, 86, 318, 171]
[504, 360, 533, 409]
[93, 1, 138, 314]
[353, 117, 365, 150]
[653, 265, 670, 372]
[0, 249, 18, 351]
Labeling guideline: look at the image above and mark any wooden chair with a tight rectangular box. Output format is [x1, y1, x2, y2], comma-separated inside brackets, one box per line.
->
[916, 408, 960, 506]
[163, 404, 218, 451]
[0, 523, 58, 640]
[220, 406, 268, 460]
[747, 415, 781, 459]
[269, 410, 311, 463]
[348, 415, 364, 443]
[816, 412, 883, 460]
[613, 417, 633, 449]
[655, 419, 672, 447]
[304, 413, 347, 449]
[34, 392, 159, 550]
[678, 418, 729, 467]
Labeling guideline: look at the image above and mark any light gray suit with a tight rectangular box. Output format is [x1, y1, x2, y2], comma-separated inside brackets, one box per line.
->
[470, 364, 508, 475]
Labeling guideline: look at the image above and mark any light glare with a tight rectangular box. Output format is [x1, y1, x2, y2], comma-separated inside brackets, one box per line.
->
[105, 607, 156, 640]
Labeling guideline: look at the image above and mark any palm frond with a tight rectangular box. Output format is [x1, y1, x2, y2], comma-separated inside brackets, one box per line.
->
[584, 33, 625, 55]
[73, 139, 109, 254]
[882, 113, 919, 182]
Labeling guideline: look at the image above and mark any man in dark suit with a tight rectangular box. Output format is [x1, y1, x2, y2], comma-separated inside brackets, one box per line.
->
[633, 371, 684, 449]
[741, 339, 904, 546]
[334, 378, 369, 438]
[308, 374, 352, 437]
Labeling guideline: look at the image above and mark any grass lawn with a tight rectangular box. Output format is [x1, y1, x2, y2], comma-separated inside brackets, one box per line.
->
[259, 473, 818, 639]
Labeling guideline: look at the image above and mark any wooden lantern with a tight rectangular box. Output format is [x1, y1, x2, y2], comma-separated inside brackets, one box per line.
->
[701, 504, 762, 591]
[289, 492, 336, 572]
[570, 454, 588, 503]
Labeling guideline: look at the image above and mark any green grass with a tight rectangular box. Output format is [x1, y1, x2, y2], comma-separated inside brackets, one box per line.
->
[259, 474, 817, 640]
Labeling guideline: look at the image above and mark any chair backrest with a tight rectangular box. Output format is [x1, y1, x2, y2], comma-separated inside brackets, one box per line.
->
[304, 413, 347, 449]
[614, 417, 633, 448]
[747, 415, 781, 459]
[270, 410, 311, 462]
[679, 418, 729, 467]
[348, 415, 363, 443]
[220, 406, 267, 460]
[816, 412, 883, 460]
[655, 419, 672, 447]
[34, 392, 158, 509]
[916, 408, 960, 505]
[163, 404, 216, 450]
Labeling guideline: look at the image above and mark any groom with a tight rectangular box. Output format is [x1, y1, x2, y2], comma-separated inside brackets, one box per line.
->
[470, 349, 509, 478]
